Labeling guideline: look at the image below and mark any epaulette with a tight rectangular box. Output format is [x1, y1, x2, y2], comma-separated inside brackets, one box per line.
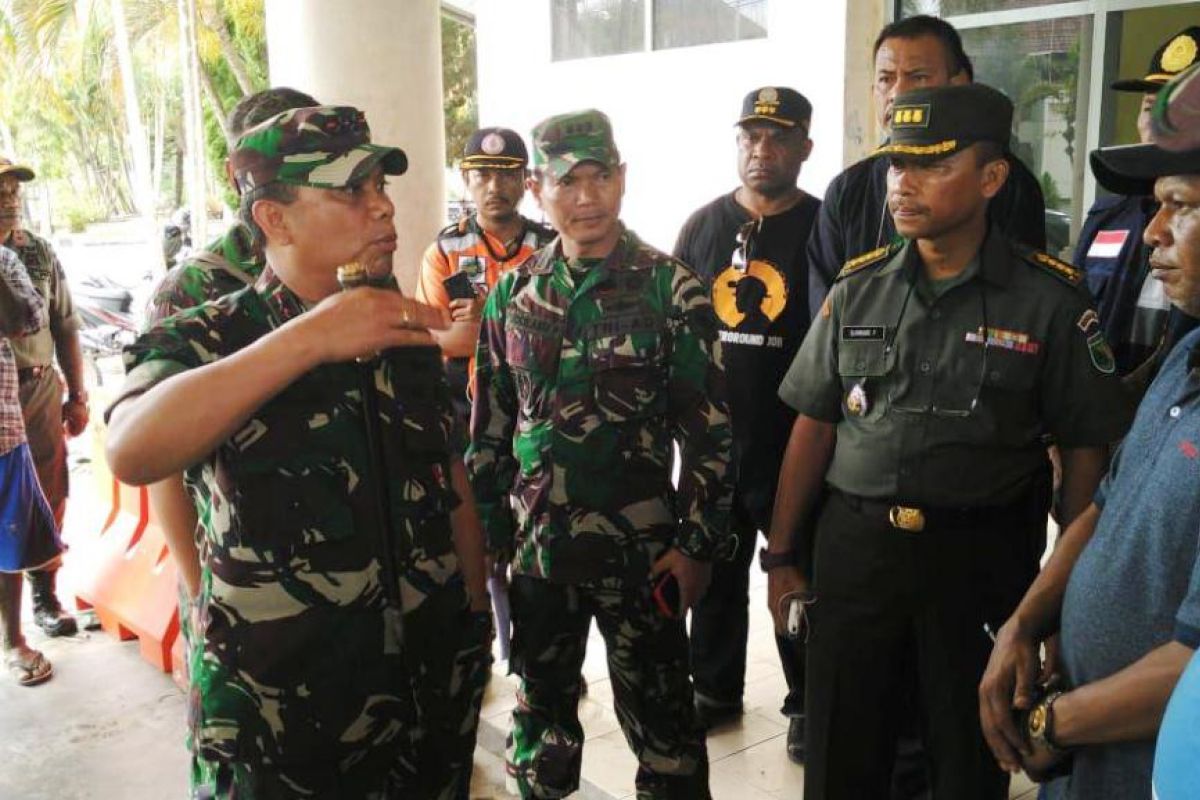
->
[836, 241, 901, 282]
[1022, 249, 1083, 286]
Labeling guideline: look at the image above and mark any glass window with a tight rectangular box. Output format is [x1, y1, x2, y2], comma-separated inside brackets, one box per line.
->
[551, 0, 646, 62]
[901, 0, 1065, 14]
[960, 17, 1092, 257]
[653, 0, 768, 50]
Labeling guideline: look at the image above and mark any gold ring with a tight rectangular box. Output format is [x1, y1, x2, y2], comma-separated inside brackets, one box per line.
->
[400, 307, 412, 326]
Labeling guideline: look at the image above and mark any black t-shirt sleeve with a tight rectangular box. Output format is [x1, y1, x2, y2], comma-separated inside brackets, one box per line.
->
[806, 172, 848, 319]
[992, 156, 1047, 252]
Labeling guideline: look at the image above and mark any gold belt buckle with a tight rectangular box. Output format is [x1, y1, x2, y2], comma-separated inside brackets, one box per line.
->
[888, 505, 926, 532]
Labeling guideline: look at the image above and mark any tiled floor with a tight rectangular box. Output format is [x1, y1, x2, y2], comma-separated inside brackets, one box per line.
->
[470, 567, 1041, 800]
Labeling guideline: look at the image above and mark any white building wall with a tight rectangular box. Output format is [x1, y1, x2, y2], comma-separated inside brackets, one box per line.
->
[476, 1, 849, 253]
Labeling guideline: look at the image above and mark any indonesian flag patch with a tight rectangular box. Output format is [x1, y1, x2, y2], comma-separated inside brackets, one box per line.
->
[1086, 229, 1129, 259]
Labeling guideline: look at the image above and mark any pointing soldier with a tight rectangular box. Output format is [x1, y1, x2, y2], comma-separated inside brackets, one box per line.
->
[764, 85, 1130, 799]
[468, 109, 734, 798]
[106, 106, 491, 798]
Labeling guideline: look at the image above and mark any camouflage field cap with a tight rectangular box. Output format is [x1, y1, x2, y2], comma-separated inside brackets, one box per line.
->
[875, 83, 1012, 160]
[231, 105, 408, 194]
[0, 157, 35, 182]
[1112, 26, 1200, 93]
[531, 109, 620, 179]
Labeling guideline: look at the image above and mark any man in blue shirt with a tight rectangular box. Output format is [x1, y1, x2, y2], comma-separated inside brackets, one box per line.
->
[980, 140, 1200, 799]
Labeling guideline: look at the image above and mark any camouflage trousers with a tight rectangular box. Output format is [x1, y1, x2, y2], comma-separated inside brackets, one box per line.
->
[189, 584, 492, 800]
[506, 575, 710, 799]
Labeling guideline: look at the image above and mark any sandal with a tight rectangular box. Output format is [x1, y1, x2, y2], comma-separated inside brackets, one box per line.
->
[5, 647, 53, 687]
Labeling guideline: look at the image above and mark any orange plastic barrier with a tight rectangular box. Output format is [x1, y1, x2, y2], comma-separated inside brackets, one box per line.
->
[62, 393, 182, 675]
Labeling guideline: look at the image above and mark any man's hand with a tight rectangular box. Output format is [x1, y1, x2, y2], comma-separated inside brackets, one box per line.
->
[767, 564, 808, 635]
[1021, 738, 1069, 783]
[979, 618, 1042, 772]
[651, 548, 712, 615]
[448, 293, 487, 324]
[298, 288, 450, 363]
[62, 397, 89, 436]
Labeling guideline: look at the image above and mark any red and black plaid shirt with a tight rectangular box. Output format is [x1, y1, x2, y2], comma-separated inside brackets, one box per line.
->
[0, 246, 44, 453]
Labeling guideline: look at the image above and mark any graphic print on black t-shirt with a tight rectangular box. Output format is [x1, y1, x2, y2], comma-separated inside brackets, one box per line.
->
[713, 260, 788, 341]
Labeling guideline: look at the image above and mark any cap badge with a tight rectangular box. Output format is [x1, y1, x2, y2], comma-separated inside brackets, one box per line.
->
[481, 132, 506, 155]
[1162, 34, 1198, 73]
[758, 87, 779, 103]
[892, 104, 930, 128]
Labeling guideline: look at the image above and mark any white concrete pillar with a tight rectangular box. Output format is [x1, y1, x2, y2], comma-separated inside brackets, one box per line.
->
[264, 0, 445, 292]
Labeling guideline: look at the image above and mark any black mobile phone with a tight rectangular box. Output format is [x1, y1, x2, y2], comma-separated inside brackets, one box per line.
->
[652, 573, 681, 618]
[442, 271, 476, 301]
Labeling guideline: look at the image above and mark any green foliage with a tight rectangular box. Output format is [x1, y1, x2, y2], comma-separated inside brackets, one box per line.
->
[1040, 170, 1066, 211]
[442, 15, 477, 167]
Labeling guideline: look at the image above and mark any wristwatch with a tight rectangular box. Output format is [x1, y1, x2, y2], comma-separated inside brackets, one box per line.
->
[758, 547, 796, 572]
[1027, 690, 1064, 752]
[66, 390, 88, 405]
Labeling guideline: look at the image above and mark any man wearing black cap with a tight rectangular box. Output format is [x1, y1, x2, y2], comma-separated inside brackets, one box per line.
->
[980, 139, 1200, 800]
[0, 156, 88, 638]
[764, 83, 1127, 799]
[672, 86, 819, 760]
[806, 15, 1047, 319]
[1074, 27, 1200, 388]
[417, 127, 554, 420]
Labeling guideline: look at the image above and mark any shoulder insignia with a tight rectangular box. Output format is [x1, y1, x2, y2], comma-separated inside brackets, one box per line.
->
[836, 242, 901, 282]
[1024, 250, 1083, 286]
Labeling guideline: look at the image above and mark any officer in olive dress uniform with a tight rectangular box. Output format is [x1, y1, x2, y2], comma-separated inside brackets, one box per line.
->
[762, 84, 1131, 800]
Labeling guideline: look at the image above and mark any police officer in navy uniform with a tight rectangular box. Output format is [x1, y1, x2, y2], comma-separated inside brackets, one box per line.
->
[1076, 27, 1200, 387]
[763, 84, 1130, 800]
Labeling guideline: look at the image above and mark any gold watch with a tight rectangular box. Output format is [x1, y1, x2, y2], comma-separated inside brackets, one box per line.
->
[1027, 690, 1064, 752]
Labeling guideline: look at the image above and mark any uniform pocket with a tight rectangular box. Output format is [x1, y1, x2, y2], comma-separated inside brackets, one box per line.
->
[837, 339, 891, 377]
[233, 460, 356, 554]
[588, 332, 668, 422]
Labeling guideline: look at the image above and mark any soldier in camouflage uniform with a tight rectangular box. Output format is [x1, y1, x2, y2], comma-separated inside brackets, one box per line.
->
[467, 109, 734, 799]
[141, 88, 320, 706]
[146, 87, 318, 323]
[106, 106, 492, 799]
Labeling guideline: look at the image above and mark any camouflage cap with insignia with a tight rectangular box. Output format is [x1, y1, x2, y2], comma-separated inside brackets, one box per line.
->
[737, 86, 812, 132]
[875, 83, 1012, 160]
[0, 156, 35, 182]
[230, 105, 408, 194]
[1112, 26, 1200, 94]
[530, 109, 620, 180]
[462, 127, 529, 170]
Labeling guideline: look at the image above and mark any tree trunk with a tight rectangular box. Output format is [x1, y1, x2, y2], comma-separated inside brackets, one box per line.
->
[198, 60, 231, 143]
[108, 0, 160, 266]
[178, 0, 209, 244]
[198, 1, 255, 95]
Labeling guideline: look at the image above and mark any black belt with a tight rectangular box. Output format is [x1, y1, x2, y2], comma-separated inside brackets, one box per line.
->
[834, 490, 1025, 532]
[17, 365, 48, 384]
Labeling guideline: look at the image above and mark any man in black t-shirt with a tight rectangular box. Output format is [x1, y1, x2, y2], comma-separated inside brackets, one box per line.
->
[806, 15, 1047, 318]
[674, 86, 821, 764]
